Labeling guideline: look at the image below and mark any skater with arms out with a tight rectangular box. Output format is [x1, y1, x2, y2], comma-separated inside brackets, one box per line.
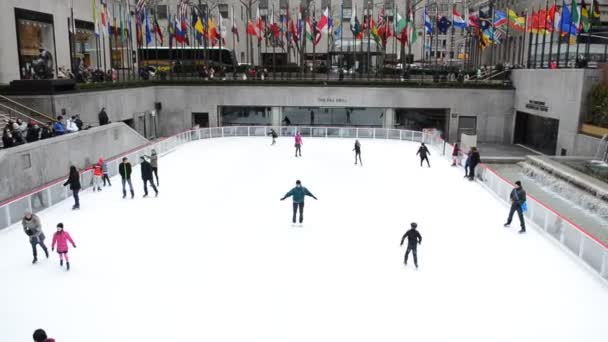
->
[281, 180, 317, 224]
[400, 222, 422, 268]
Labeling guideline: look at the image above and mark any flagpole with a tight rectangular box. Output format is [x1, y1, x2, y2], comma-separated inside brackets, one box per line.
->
[585, 0, 594, 61]
[565, 0, 574, 68]
[422, 7, 426, 64]
[575, 2, 583, 66]
[327, 6, 331, 81]
[548, 1, 555, 66]
[367, 1, 371, 79]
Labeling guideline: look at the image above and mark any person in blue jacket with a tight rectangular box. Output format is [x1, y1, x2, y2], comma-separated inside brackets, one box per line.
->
[280, 180, 317, 224]
[53, 116, 65, 135]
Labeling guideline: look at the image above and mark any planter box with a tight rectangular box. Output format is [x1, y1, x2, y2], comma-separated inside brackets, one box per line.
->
[581, 123, 608, 138]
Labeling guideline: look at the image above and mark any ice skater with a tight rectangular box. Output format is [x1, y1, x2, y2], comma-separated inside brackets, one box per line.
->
[140, 156, 158, 197]
[145, 149, 159, 186]
[468, 147, 481, 181]
[119, 157, 134, 199]
[463, 148, 472, 178]
[33, 329, 55, 342]
[294, 131, 303, 157]
[400, 222, 422, 268]
[63, 166, 81, 210]
[353, 140, 362, 165]
[92, 159, 103, 191]
[51, 223, 76, 271]
[101, 157, 111, 186]
[268, 128, 278, 145]
[504, 181, 527, 233]
[280, 180, 317, 224]
[416, 143, 431, 167]
[22, 210, 49, 264]
[451, 143, 460, 166]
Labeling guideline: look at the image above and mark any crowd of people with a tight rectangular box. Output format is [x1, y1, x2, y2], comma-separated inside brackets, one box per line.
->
[1, 115, 87, 149]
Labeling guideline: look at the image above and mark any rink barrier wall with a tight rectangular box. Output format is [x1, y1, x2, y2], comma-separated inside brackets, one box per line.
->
[429, 139, 608, 282]
[2, 126, 606, 283]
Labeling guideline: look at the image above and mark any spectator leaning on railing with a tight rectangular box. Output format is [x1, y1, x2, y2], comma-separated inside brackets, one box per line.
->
[53, 116, 66, 135]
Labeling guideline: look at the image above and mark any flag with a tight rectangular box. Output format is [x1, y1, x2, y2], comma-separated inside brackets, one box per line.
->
[305, 17, 314, 41]
[92, 0, 99, 37]
[572, 0, 581, 32]
[581, 0, 591, 32]
[246, 19, 258, 37]
[168, 14, 175, 48]
[175, 16, 186, 43]
[119, 2, 125, 42]
[270, 9, 280, 39]
[494, 10, 507, 27]
[479, 10, 492, 30]
[178, 0, 189, 20]
[593, 0, 601, 18]
[195, 14, 205, 35]
[508, 9, 525, 31]
[370, 19, 381, 46]
[560, 1, 579, 36]
[437, 16, 452, 34]
[408, 9, 417, 45]
[546, 5, 557, 32]
[208, 18, 219, 45]
[218, 11, 226, 44]
[468, 12, 480, 28]
[317, 7, 329, 33]
[333, 18, 342, 41]
[153, 15, 163, 45]
[100, 1, 107, 29]
[256, 7, 264, 42]
[231, 6, 239, 42]
[396, 12, 408, 43]
[453, 8, 466, 29]
[424, 9, 432, 33]
[136, 0, 147, 14]
[350, 6, 361, 36]
[144, 7, 152, 45]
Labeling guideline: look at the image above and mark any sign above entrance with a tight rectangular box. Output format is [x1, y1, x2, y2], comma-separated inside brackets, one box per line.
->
[317, 97, 347, 104]
[525, 100, 549, 112]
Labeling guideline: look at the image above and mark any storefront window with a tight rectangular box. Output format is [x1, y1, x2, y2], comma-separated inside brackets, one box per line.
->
[71, 20, 99, 72]
[15, 8, 56, 79]
[282, 107, 384, 126]
[221, 106, 271, 126]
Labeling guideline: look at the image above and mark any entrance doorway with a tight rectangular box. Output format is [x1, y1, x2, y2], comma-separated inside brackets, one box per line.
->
[192, 112, 209, 128]
[395, 108, 448, 136]
[514, 111, 559, 155]
[457, 116, 477, 140]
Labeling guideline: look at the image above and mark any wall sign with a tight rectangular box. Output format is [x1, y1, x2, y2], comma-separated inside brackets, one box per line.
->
[525, 100, 549, 112]
[318, 97, 347, 104]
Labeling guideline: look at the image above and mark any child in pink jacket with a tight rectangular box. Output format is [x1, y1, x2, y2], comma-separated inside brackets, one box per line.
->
[294, 132, 303, 157]
[51, 223, 76, 271]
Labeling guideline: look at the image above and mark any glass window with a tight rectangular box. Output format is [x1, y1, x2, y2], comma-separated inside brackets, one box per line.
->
[15, 8, 56, 80]
[282, 107, 383, 127]
[221, 107, 271, 126]
[71, 20, 99, 72]
[218, 4, 229, 18]
[156, 5, 168, 20]
[321, 0, 332, 10]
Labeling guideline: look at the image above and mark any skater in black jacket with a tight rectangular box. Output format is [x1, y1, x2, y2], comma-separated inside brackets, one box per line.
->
[400, 223, 422, 268]
[504, 181, 527, 233]
[62, 166, 81, 209]
[140, 156, 158, 197]
[416, 143, 431, 167]
[119, 157, 134, 199]
[468, 147, 481, 181]
[353, 140, 362, 165]
[268, 129, 278, 145]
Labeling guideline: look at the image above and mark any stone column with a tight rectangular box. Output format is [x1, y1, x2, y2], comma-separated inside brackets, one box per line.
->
[271, 106, 282, 127]
[383, 108, 395, 128]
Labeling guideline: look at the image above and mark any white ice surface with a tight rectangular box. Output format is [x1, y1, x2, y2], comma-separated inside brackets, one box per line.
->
[1, 137, 607, 342]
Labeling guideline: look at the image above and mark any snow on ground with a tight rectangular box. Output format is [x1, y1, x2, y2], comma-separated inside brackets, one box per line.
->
[1, 137, 607, 342]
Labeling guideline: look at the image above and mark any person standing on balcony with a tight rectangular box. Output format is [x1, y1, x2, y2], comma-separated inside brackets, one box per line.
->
[63, 166, 81, 210]
[416, 143, 431, 167]
[468, 147, 481, 181]
[26, 121, 40, 142]
[400, 222, 422, 268]
[139, 156, 158, 197]
[504, 181, 527, 233]
[53, 116, 66, 135]
[119, 157, 134, 199]
[22, 210, 49, 264]
[98, 107, 110, 126]
[310, 110, 315, 125]
[353, 140, 362, 166]
[294, 131, 303, 157]
[280, 180, 317, 224]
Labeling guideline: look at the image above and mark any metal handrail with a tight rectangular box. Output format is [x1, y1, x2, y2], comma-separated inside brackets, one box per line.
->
[0, 103, 50, 128]
[0, 94, 54, 123]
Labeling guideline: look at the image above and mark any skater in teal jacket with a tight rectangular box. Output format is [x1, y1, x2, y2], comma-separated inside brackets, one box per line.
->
[280, 180, 317, 224]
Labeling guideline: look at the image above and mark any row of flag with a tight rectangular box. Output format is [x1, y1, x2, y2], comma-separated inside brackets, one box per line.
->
[423, 0, 601, 50]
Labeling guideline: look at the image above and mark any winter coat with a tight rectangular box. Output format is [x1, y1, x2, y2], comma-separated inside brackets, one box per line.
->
[119, 162, 132, 179]
[40, 127, 53, 139]
[53, 122, 65, 135]
[295, 134, 302, 146]
[63, 172, 81, 191]
[510, 187, 527, 206]
[268, 130, 278, 138]
[282, 186, 316, 203]
[66, 120, 79, 133]
[140, 160, 153, 180]
[26, 126, 40, 142]
[401, 229, 422, 246]
[149, 153, 158, 168]
[470, 151, 481, 166]
[93, 164, 102, 176]
[353, 142, 361, 153]
[52, 231, 76, 253]
[101, 160, 108, 174]
[452, 146, 460, 157]
[2, 133, 13, 148]
[75, 118, 83, 130]
[416, 145, 430, 158]
[99, 109, 109, 125]
[22, 214, 44, 243]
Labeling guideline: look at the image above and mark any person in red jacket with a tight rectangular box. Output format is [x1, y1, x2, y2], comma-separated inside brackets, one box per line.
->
[451, 143, 461, 166]
[51, 223, 76, 271]
[92, 158, 103, 192]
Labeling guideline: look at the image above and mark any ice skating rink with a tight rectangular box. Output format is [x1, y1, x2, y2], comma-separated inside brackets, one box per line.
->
[1, 137, 608, 342]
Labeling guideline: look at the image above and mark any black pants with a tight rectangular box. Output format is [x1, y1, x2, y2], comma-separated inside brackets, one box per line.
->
[507, 203, 526, 230]
[405, 244, 418, 266]
[152, 167, 159, 185]
[143, 179, 158, 196]
[464, 161, 470, 177]
[420, 156, 430, 167]
[72, 189, 80, 207]
[355, 152, 362, 165]
[31, 237, 49, 259]
[102, 174, 111, 186]
[469, 164, 477, 180]
[292, 202, 304, 223]
[295, 144, 302, 157]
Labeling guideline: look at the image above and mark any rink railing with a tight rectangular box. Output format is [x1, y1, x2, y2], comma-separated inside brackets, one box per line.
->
[0, 126, 433, 232]
[429, 138, 608, 282]
[2, 126, 607, 282]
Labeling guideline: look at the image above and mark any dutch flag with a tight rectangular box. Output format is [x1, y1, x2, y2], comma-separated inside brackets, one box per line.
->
[453, 8, 467, 29]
